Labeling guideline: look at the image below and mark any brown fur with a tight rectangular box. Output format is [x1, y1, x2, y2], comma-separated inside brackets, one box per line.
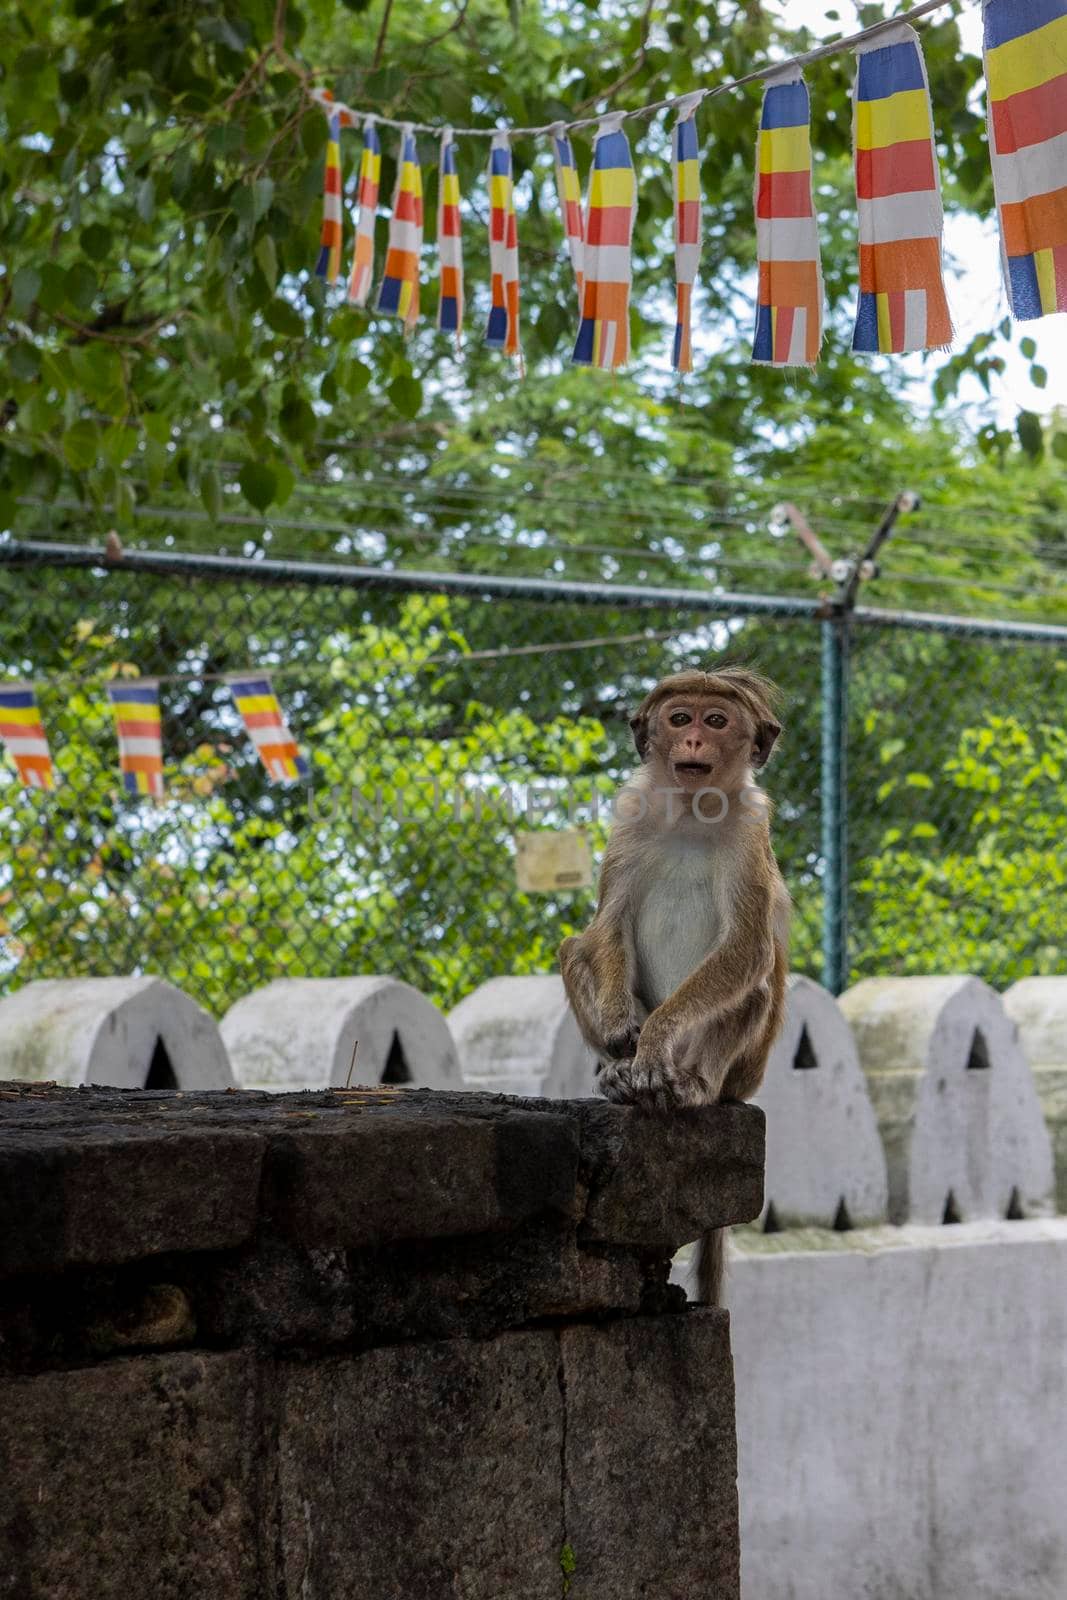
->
[559, 665, 790, 1305]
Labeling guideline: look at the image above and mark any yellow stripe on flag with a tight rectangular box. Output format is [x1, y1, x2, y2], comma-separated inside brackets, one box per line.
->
[0, 705, 45, 727]
[855, 89, 931, 152]
[1036, 248, 1058, 313]
[589, 168, 635, 208]
[675, 160, 700, 201]
[758, 125, 811, 174]
[986, 14, 1067, 102]
[235, 694, 279, 716]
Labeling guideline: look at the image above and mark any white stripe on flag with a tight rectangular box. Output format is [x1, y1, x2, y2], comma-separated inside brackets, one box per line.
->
[756, 217, 820, 261]
[584, 244, 633, 281]
[903, 289, 928, 350]
[858, 192, 939, 246]
[989, 129, 1067, 206]
[4, 736, 50, 756]
[787, 306, 809, 365]
[247, 723, 286, 748]
[117, 736, 162, 758]
[676, 242, 701, 281]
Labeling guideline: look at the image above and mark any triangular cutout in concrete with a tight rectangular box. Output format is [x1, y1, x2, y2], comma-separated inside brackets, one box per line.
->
[145, 1037, 178, 1090]
[792, 1024, 818, 1071]
[832, 1197, 852, 1232]
[942, 1190, 962, 1224]
[382, 1031, 412, 1085]
[763, 1201, 783, 1235]
[1006, 1185, 1024, 1220]
[966, 1028, 991, 1071]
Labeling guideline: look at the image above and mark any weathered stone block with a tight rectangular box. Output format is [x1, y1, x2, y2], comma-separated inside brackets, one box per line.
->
[221, 975, 461, 1091]
[277, 1334, 564, 1600]
[0, 976, 233, 1089]
[264, 1100, 581, 1248]
[449, 973, 596, 1096]
[0, 1122, 264, 1276]
[579, 1099, 765, 1249]
[561, 1311, 740, 1600]
[0, 1352, 265, 1600]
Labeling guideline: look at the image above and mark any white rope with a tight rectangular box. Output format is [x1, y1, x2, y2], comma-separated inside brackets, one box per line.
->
[310, 0, 958, 139]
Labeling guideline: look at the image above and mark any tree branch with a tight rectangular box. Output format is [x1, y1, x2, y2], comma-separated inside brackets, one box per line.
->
[372, 0, 396, 71]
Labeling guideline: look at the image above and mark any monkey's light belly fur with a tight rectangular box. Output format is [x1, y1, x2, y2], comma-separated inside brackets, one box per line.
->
[634, 845, 723, 1011]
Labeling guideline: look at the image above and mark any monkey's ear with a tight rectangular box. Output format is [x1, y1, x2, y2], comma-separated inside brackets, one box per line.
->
[752, 719, 782, 769]
[629, 712, 650, 760]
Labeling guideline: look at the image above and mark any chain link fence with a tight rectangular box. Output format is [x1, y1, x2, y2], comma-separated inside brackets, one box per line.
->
[0, 542, 1064, 1016]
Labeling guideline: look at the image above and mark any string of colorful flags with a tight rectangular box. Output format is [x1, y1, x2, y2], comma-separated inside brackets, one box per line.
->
[0, 676, 308, 798]
[309, 0, 1067, 370]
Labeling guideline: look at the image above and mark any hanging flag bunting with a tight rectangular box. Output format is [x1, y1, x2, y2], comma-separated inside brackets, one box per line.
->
[573, 114, 637, 370]
[485, 132, 522, 361]
[753, 71, 824, 366]
[0, 683, 54, 791]
[983, 0, 1067, 320]
[437, 128, 464, 342]
[376, 124, 424, 330]
[672, 93, 704, 372]
[551, 123, 585, 303]
[107, 681, 164, 799]
[228, 675, 308, 784]
[347, 118, 382, 308]
[851, 24, 952, 354]
[314, 110, 344, 284]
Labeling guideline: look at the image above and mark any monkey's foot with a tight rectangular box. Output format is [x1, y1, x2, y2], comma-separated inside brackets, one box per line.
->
[599, 1055, 716, 1113]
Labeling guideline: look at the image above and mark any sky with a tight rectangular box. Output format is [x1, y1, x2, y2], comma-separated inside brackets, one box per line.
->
[790, 0, 1067, 421]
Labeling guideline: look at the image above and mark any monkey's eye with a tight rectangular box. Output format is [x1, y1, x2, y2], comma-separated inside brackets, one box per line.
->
[704, 712, 728, 729]
[668, 710, 692, 727]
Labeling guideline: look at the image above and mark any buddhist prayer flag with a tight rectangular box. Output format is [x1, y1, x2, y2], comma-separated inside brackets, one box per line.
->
[107, 681, 164, 799]
[437, 129, 464, 342]
[0, 683, 53, 790]
[672, 94, 704, 372]
[314, 110, 343, 284]
[573, 114, 637, 369]
[983, 0, 1067, 319]
[347, 118, 382, 308]
[851, 24, 952, 354]
[551, 123, 585, 303]
[753, 72, 823, 366]
[377, 125, 423, 330]
[485, 132, 521, 360]
[228, 675, 308, 784]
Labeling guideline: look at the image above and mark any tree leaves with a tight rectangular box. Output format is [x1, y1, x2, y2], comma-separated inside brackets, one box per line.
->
[239, 460, 277, 510]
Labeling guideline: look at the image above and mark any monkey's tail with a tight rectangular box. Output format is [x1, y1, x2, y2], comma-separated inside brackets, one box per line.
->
[696, 1226, 727, 1306]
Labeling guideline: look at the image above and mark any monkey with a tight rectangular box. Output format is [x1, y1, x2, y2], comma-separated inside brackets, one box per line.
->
[558, 666, 790, 1306]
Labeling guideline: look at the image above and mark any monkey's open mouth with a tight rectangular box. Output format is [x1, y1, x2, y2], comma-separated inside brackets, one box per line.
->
[674, 762, 713, 776]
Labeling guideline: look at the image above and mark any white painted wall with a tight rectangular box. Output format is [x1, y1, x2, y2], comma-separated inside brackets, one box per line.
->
[727, 1220, 1067, 1600]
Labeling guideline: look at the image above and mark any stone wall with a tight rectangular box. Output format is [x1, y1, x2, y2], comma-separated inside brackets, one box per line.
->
[0, 1083, 765, 1600]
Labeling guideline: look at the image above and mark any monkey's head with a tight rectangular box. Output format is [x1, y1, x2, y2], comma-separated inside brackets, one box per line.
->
[628, 667, 783, 796]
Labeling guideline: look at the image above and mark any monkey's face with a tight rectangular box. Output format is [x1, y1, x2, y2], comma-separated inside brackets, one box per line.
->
[650, 694, 759, 796]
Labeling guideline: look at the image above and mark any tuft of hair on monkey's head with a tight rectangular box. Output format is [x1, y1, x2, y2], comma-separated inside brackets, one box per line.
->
[628, 665, 783, 767]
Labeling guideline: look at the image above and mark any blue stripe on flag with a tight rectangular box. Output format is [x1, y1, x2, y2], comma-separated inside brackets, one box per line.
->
[593, 130, 631, 171]
[1008, 253, 1043, 319]
[852, 292, 881, 352]
[0, 688, 37, 709]
[230, 678, 273, 698]
[485, 305, 508, 346]
[752, 303, 773, 362]
[983, 0, 1066, 49]
[108, 685, 158, 705]
[760, 81, 809, 130]
[675, 116, 699, 160]
[857, 39, 925, 100]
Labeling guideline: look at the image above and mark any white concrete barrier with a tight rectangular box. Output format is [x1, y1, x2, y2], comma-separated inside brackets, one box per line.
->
[221, 976, 461, 1092]
[449, 974, 596, 1098]
[754, 976, 888, 1229]
[1004, 976, 1067, 1213]
[0, 976, 233, 1088]
[840, 976, 1054, 1224]
[729, 1220, 1067, 1600]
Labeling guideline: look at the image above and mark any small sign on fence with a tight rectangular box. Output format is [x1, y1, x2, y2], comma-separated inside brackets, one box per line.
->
[514, 829, 593, 894]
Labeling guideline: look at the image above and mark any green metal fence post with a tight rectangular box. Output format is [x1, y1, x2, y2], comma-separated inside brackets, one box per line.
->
[821, 612, 849, 995]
